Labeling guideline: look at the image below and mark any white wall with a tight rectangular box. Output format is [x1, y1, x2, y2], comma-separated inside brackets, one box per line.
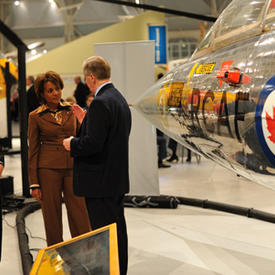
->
[94, 41, 160, 196]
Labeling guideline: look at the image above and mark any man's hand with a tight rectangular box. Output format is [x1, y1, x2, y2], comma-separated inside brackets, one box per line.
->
[63, 136, 74, 151]
[32, 188, 42, 201]
[72, 104, 87, 124]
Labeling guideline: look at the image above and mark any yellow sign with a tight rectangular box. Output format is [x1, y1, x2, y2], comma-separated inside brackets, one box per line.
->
[195, 63, 215, 74]
[30, 223, 120, 275]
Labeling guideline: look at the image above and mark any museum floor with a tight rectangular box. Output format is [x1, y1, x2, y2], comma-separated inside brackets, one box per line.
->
[1, 139, 275, 274]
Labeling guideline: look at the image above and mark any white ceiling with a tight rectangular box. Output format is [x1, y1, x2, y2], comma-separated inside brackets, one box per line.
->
[0, 0, 232, 53]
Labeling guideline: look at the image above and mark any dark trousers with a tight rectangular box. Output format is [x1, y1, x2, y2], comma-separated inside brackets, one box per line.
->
[168, 139, 191, 160]
[168, 138, 177, 154]
[157, 136, 167, 162]
[85, 196, 128, 275]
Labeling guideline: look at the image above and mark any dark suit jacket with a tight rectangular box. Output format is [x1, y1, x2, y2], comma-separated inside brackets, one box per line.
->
[71, 83, 131, 198]
[28, 104, 77, 187]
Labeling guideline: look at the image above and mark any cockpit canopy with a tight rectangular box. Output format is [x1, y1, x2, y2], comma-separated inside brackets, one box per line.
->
[192, 0, 275, 59]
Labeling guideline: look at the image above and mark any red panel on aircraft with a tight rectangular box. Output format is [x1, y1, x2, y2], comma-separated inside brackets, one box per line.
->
[270, 0, 275, 9]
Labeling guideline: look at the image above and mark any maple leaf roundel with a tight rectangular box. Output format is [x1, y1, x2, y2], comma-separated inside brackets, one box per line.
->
[255, 75, 275, 166]
[262, 91, 275, 149]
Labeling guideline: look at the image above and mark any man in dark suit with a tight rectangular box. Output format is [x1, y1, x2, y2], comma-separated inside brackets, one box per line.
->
[63, 56, 131, 275]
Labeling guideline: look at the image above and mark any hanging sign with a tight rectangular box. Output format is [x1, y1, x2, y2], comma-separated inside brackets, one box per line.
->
[149, 25, 167, 64]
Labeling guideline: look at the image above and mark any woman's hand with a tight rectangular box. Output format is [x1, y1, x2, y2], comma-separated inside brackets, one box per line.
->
[32, 188, 42, 201]
[72, 104, 87, 124]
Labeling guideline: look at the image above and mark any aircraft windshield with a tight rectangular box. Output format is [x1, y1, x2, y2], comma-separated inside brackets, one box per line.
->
[216, 0, 266, 36]
[194, 0, 267, 57]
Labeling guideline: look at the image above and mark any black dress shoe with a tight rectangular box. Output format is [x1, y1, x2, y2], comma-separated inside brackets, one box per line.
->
[158, 162, 171, 168]
[186, 158, 191, 162]
[167, 155, 178, 163]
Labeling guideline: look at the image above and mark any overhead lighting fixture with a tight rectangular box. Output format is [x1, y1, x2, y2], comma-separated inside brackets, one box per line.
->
[49, 0, 56, 8]
[28, 41, 45, 50]
[135, 0, 140, 4]
[14, 1, 20, 6]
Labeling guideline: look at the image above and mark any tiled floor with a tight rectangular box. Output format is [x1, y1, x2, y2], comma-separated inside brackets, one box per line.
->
[1, 139, 275, 274]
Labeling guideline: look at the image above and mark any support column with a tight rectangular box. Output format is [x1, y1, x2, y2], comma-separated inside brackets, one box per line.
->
[17, 45, 29, 197]
[54, 0, 83, 43]
[0, 2, 11, 53]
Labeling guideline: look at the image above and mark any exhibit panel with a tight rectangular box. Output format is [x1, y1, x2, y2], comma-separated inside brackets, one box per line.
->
[95, 41, 160, 196]
[30, 223, 119, 275]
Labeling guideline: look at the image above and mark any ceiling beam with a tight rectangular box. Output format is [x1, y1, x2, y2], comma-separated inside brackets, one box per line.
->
[58, 2, 83, 11]
[94, 0, 217, 22]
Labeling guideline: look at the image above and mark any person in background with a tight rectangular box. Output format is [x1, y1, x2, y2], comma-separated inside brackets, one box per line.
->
[10, 88, 19, 121]
[65, 95, 76, 105]
[27, 75, 40, 115]
[28, 71, 90, 246]
[0, 148, 4, 178]
[167, 138, 179, 163]
[156, 73, 170, 168]
[167, 139, 191, 163]
[85, 93, 94, 108]
[157, 129, 170, 168]
[63, 56, 131, 275]
[186, 148, 191, 162]
[73, 76, 90, 108]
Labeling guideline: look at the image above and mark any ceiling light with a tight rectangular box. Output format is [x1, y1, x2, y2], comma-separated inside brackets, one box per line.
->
[49, 0, 56, 7]
[14, 1, 20, 6]
[28, 41, 44, 50]
[135, 0, 140, 4]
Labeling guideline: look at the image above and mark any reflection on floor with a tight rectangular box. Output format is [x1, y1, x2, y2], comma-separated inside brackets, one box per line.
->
[1, 146, 275, 274]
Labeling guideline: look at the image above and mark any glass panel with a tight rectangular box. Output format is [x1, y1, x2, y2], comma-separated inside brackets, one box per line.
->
[36, 230, 110, 275]
[169, 39, 197, 60]
[216, 0, 266, 37]
[192, 24, 215, 56]
[263, 0, 275, 30]
[194, 0, 266, 58]
[30, 224, 120, 275]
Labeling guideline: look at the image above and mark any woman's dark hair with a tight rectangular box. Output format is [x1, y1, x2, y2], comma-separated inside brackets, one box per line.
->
[34, 71, 64, 104]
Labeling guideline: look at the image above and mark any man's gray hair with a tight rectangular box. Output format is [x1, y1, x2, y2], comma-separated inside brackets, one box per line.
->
[82, 56, 111, 80]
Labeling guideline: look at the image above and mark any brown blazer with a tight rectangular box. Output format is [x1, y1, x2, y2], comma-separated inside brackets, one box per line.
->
[28, 103, 78, 188]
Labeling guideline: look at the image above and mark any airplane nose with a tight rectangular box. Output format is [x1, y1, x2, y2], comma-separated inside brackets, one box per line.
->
[134, 70, 193, 150]
[135, 73, 172, 122]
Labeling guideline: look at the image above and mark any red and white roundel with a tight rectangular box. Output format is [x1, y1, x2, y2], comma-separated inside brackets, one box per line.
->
[262, 91, 275, 155]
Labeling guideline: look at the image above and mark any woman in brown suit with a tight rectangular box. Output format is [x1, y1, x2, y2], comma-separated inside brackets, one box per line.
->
[28, 71, 90, 246]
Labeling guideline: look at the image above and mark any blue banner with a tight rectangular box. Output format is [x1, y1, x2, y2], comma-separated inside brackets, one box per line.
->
[148, 25, 167, 64]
